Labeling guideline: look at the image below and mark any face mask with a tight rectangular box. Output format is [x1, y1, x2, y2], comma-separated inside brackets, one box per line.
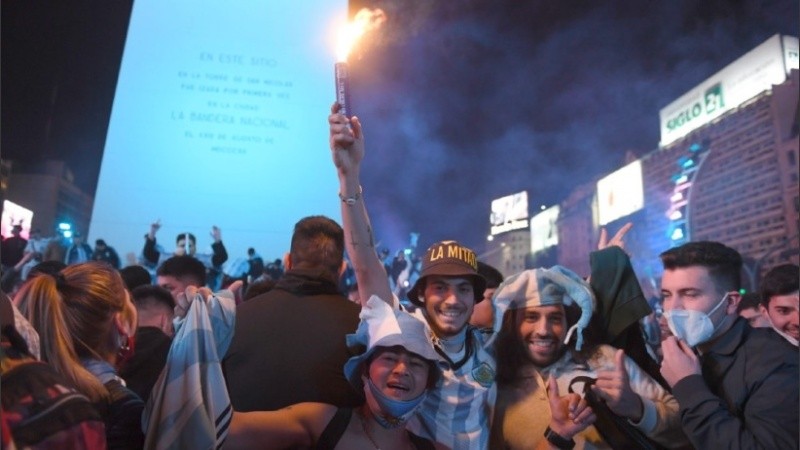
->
[764, 313, 799, 347]
[364, 378, 426, 428]
[665, 293, 729, 347]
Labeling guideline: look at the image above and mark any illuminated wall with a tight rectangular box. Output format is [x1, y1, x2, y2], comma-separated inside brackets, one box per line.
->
[90, 0, 347, 264]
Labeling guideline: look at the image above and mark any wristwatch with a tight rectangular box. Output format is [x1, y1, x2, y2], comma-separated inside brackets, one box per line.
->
[544, 426, 575, 450]
[338, 185, 362, 206]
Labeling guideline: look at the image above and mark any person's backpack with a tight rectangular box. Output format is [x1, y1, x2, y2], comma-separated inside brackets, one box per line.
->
[1, 359, 107, 449]
[1, 300, 106, 450]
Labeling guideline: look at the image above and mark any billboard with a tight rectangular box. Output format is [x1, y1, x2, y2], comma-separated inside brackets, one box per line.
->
[1, 200, 34, 239]
[659, 34, 799, 146]
[530, 205, 559, 253]
[597, 160, 644, 226]
[490, 191, 529, 235]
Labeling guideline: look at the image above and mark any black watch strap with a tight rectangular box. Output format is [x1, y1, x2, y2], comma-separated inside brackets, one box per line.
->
[544, 426, 575, 450]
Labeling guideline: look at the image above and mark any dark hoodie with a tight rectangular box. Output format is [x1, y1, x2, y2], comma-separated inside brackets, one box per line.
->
[119, 326, 172, 403]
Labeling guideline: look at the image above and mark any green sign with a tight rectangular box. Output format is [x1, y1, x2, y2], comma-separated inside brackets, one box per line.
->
[666, 83, 725, 132]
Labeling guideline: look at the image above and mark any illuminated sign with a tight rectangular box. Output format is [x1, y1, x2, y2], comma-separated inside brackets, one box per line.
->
[663, 83, 725, 136]
[659, 34, 799, 146]
[491, 220, 529, 235]
[597, 160, 644, 226]
[490, 191, 529, 235]
[490, 191, 528, 226]
[1, 200, 34, 239]
[530, 205, 559, 253]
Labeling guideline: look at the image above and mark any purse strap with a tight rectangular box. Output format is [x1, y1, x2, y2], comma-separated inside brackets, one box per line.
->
[567, 375, 663, 450]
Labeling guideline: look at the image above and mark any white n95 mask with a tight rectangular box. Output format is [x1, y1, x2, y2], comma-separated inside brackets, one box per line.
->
[665, 293, 729, 347]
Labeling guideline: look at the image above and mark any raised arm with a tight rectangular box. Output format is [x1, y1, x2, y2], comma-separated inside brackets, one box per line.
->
[210, 225, 228, 267]
[143, 220, 161, 265]
[328, 103, 393, 307]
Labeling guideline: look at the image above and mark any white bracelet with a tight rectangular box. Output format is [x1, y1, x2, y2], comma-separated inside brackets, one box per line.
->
[339, 185, 363, 206]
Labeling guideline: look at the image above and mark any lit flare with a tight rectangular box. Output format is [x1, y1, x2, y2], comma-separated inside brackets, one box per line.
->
[336, 8, 386, 62]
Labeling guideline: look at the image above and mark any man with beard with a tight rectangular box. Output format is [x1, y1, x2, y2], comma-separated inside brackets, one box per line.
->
[490, 267, 686, 449]
[660, 242, 798, 449]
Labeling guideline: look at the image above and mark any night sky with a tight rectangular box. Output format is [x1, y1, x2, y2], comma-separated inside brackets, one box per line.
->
[3, 0, 798, 256]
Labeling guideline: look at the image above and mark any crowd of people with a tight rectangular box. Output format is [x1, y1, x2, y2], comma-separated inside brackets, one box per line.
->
[1, 226, 122, 292]
[0, 103, 797, 449]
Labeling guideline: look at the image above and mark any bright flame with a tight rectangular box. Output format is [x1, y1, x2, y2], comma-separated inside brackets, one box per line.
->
[336, 8, 386, 62]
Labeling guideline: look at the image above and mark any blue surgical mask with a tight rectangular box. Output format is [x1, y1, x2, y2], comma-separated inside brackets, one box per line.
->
[665, 293, 729, 347]
[365, 378, 426, 428]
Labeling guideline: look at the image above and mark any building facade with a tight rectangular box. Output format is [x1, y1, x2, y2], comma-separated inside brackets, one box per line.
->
[482, 36, 799, 291]
[631, 69, 799, 290]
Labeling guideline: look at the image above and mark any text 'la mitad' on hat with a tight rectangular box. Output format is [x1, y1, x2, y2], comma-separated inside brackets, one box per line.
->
[407, 240, 486, 306]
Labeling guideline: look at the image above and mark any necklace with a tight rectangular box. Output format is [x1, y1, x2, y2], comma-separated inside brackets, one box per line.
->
[358, 409, 382, 450]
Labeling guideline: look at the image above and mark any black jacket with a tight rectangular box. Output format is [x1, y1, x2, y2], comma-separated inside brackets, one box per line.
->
[223, 268, 363, 411]
[672, 318, 799, 449]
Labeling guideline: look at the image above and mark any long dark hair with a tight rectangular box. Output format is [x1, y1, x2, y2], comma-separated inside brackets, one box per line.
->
[495, 303, 604, 386]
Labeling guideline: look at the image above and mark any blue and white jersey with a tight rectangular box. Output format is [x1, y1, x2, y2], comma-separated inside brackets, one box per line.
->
[389, 284, 513, 450]
[406, 322, 497, 450]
